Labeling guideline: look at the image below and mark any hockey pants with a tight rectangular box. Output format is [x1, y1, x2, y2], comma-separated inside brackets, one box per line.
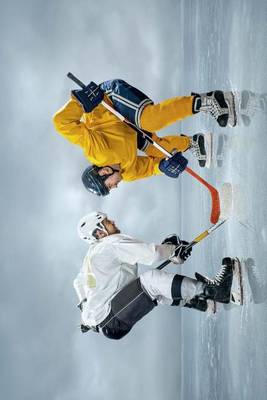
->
[101, 270, 203, 340]
[100, 79, 193, 154]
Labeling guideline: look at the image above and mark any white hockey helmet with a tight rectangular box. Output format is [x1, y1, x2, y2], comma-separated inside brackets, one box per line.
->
[77, 211, 108, 243]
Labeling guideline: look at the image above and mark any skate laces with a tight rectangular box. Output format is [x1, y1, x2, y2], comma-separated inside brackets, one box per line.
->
[200, 96, 224, 119]
[189, 136, 206, 160]
[214, 266, 227, 284]
[207, 265, 229, 286]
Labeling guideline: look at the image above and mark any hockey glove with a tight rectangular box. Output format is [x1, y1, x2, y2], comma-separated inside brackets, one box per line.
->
[77, 298, 87, 311]
[72, 81, 104, 113]
[161, 234, 179, 246]
[159, 152, 188, 178]
[80, 324, 91, 333]
[169, 238, 192, 264]
[184, 296, 208, 312]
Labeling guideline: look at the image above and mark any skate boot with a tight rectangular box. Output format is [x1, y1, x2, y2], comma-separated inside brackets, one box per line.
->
[184, 296, 216, 313]
[193, 91, 237, 127]
[196, 257, 234, 303]
[189, 133, 212, 168]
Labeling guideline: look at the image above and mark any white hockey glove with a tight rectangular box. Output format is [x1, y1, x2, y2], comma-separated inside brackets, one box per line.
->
[162, 234, 192, 264]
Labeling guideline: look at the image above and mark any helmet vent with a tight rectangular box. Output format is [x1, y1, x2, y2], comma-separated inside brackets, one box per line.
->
[81, 222, 86, 227]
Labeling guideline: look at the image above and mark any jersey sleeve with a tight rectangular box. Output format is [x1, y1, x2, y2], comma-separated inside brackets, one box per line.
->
[122, 155, 162, 181]
[53, 98, 118, 164]
[53, 98, 92, 148]
[113, 237, 175, 265]
[73, 271, 86, 303]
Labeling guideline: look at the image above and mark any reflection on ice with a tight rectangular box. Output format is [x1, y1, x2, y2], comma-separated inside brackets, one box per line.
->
[245, 258, 267, 304]
[216, 134, 228, 168]
[238, 90, 267, 126]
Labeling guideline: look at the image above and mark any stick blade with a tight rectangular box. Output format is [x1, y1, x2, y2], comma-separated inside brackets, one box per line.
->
[210, 190, 220, 224]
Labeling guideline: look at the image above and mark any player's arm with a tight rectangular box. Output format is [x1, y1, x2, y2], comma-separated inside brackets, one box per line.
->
[124, 152, 188, 181]
[53, 98, 93, 148]
[53, 99, 115, 164]
[114, 237, 176, 266]
[73, 271, 87, 304]
[123, 156, 162, 181]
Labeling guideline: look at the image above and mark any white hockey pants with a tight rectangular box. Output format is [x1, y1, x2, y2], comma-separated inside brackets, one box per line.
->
[140, 269, 204, 306]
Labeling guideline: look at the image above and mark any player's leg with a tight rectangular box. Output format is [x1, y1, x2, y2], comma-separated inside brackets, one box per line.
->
[140, 96, 194, 132]
[140, 269, 204, 307]
[144, 132, 212, 168]
[194, 257, 235, 303]
[143, 133, 190, 157]
[140, 258, 236, 308]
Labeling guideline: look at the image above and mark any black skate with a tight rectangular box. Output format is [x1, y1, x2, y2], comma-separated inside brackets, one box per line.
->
[193, 91, 237, 127]
[189, 133, 212, 168]
[184, 296, 216, 314]
[195, 257, 234, 303]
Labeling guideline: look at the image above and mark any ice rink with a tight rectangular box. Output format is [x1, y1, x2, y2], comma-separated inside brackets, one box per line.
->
[1, 1, 267, 399]
[178, 2, 267, 399]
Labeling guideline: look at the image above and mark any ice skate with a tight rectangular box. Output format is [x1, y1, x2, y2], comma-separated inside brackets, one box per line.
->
[195, 257, 234, 303]
[193, 91, 237, 127]
[184, 296, 217, 314]
[230, 257, 244, 305]
[189, 132, 212, 168]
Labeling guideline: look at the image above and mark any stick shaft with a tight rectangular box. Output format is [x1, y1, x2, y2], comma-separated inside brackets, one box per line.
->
[67, 72, 86, 89]
[157, 219, 226, 271]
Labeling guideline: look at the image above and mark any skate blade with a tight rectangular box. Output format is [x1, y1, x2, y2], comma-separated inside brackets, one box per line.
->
[226, 92, 238, 127]
[204, 132, 212, 168]
[230, 257, 244, 305]
[208, 300, 217, 314]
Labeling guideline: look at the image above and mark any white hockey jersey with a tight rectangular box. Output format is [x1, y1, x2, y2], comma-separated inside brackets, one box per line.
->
[73, 234, 174, 327]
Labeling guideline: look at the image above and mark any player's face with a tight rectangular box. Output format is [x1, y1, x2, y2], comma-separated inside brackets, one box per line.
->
[98, 167, 122, 191]
[102, 218, 120, 235]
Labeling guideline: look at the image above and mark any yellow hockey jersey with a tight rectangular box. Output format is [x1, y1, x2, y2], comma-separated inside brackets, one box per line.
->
[53, 97, 161, 181]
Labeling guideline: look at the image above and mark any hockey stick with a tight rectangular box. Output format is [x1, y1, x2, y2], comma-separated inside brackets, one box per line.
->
[67, 72, 220, 224]
[157, 219, 226, 270]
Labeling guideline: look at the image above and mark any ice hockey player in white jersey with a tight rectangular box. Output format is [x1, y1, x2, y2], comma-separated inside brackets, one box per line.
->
[74, 211, 237, 340]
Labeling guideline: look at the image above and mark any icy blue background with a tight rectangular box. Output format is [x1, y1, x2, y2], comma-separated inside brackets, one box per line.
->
[1, 0, 267, 399]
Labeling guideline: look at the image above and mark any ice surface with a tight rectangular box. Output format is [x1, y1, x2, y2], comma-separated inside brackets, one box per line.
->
[178, 1, 267, 399]
[1, 1, 267, 399]
[219, 182, 233, 220]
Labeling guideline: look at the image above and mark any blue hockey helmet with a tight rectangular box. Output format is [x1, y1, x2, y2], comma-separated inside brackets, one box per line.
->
[81, 165, 113, 196]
